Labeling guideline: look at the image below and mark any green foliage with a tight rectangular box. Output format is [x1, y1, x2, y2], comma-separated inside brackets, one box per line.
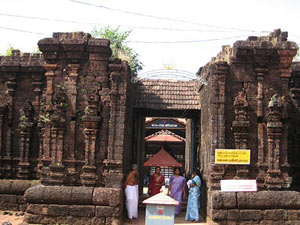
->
[294, 49, 300, 62]
[33, 47, 41, 54]
[92, 26, 143, 75]
[0, 44, 14, 56]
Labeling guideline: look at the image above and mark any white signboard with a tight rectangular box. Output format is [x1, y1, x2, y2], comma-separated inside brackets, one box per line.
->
[221, 180, 257, 192]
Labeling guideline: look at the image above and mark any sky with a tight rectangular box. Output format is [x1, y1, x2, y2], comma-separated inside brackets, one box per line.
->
[0, 0, 300, 75]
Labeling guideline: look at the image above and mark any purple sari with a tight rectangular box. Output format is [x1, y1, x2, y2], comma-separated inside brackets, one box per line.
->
[169, 175, 186, 215]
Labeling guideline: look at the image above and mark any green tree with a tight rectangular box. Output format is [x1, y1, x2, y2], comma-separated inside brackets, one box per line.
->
[294, 49, 300, 61]
[1, 44, 14, 56]
[92, 26, 143, 75]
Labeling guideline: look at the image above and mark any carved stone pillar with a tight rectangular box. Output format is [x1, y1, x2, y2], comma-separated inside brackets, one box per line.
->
[277, 49, 296, 188]
[209, 62, 228, 191]
[80, 93, 101, 186]
[103, 60, 128, 188]
[18, 101, 34, 179]
[232, 91, 250, 178]
[265, 94, 283, 189]
[4, 72, 17, 178]
[66, 64, 80, 161]
[254, 66, 268, 189]
[32, 74, 43, 178]
[0, 105, 6, 178]
[48, 85, 67, 185]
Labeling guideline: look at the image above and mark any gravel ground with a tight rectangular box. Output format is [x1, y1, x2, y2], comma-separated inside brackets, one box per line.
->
[0, 211, 26, 225]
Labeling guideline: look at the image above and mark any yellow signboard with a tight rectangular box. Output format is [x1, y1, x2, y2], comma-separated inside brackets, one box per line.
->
[215, 149, 250, 165]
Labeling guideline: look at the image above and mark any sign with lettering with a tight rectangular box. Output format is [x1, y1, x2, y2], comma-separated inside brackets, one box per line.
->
[146, 119, 184, 129]
[145, 204, 175, 225]
[215, 149, 250, 165]
[221, 179, 257, 192]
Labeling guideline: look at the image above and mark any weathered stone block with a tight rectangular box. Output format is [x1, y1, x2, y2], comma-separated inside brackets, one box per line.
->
[227, 210, 239, 220]
[287, 210, 299, 220]
[0, 180, 12, 193]
[48, 204, 70, 216]
[0, 194, 17, 203]
[24, 213, 44, 224]
[91, 217, 106, 225]
[0, 202, 19, 211]
[40, 216, 57, 224]
[211, 191, 236, 209]
[70, 205, 95, 217]
[211, 209, 227, 220]
[238, 191, 300, 209]
[24, 185, 45, 204]
[109, 189, 121, 207]
[10, 180, 33, 195]
[19, 204, 27, 212]
[26, 204, 48, 215]
[93, 188, 110, 205]
[71, 186, 94, 205]
[259, 220, 282, 225]
[43, 186, 72, 204]
[105, 217, 120, 225]
[240, 222, 260, 225]
[264, 209, 287, 220]
[96, 206, 119, 217]
[18, 195, 25, 204]
[239, 210, 263, 221]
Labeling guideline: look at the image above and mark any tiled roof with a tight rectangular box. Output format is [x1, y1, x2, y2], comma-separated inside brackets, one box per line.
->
[145, 130, 185, 142]
[135, 79, 200, 110]
[143, 193, 179, 205]
[144, 147, 182, 167]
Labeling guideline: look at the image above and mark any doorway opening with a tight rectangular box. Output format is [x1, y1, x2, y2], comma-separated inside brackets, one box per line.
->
[130, 109, 202, 220]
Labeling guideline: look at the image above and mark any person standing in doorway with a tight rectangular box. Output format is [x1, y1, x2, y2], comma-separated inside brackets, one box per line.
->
[148, 166, 165, 196]
[185, 169, 202, 222]
[167, 167, 186, 216]
[124, 164, 139, 222]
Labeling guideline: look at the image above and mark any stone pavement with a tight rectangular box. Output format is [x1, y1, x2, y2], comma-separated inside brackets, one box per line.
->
[124, 209, 207, 225]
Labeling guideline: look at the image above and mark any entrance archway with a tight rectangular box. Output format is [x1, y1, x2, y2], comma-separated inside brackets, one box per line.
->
[129, 77, 205, 221]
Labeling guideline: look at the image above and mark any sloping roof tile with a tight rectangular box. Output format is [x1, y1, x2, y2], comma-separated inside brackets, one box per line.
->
[135, 79, 200, 110]
[144, 147, 182, 167]
[143, 193, 179, 205]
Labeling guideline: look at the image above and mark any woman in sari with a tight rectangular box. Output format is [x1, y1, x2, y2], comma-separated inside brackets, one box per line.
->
[148, 166, 165, 196]
[185, 169, 202, 222]
[167, 167, 186, 216]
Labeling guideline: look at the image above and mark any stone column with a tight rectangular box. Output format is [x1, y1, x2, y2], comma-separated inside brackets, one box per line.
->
[185, 119, 192, 175]
[48, 84, 67, 185]
[232, 91, 250, 178]
[18, 101, 34, 179]
[4, 71, 17, 178]
[66, 64, 80, 161]
[277, 49, 296, 188]
[0, 105, 5, 177]
[80, 93, 101, 186]
[103, 60, 129, 188]
[209, 61, 228, 191]
[265, 94, 283, 189]
[254, 66, 268, 189]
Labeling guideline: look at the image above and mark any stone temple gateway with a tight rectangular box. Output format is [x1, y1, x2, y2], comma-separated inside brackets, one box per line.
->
[0, 30, 299, 224]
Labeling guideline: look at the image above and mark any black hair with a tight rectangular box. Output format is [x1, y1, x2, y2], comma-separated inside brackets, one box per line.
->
[155, 166, 161, 171]
[193, 168, 201, 177]
[174, 167, 181, 174]
[193, 168, 202, 182]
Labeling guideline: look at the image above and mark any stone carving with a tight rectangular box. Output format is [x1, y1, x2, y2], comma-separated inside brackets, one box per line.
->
[18, 100, 33, 132]
[51, 84, 67, 128]
[267, 94, 282, 122]
[233, 91, 248, 121]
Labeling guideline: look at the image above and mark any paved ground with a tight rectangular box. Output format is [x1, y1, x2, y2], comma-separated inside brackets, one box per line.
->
[124, 209, 207, 225]
[0, 211, 26, 225]
[0, 210, 206, 225]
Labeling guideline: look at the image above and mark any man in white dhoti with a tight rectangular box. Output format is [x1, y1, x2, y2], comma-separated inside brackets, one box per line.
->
[124, 164, 139, 222]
